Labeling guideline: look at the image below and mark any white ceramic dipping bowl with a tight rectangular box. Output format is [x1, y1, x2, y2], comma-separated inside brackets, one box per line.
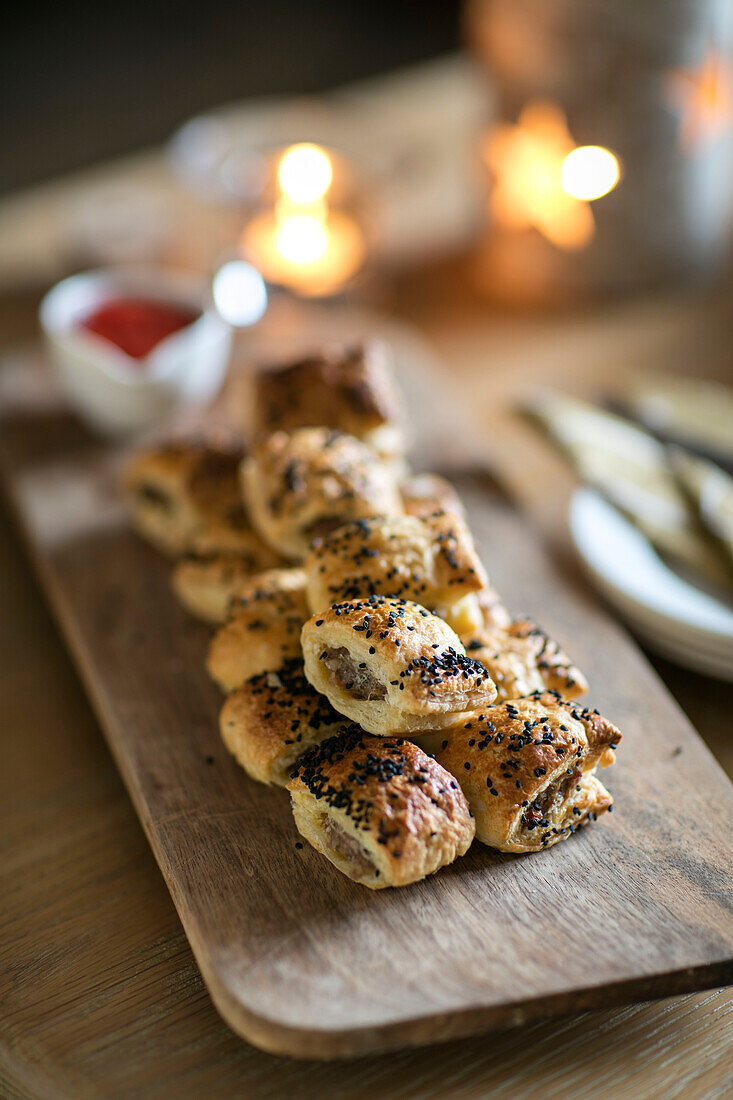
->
[39, 267, 233, 437]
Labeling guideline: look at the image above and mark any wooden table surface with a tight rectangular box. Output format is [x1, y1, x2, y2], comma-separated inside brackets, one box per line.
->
[2, 264, 733, 1096]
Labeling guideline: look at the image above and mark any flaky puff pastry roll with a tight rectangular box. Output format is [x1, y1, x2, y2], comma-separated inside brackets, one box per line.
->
[428, 692, 621, 853]
[171, 550, 286, 623]
[241, 428, 403, 561]
[396, 479, 512, 630]
[247, 342, 406, 463]
[304, 512, 489, 635]
[463, 619, 588, 701]
[301, 596, 497, 736]
[207, 569, 309, 691]
[288, 726, 475, 888]
[123, 440, 259, 559]
[219, 659, 344, 786]
[399, 473, 466, 521]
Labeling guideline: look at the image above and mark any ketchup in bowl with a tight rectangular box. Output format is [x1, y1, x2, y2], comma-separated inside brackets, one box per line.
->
[79, 297, 200, 360]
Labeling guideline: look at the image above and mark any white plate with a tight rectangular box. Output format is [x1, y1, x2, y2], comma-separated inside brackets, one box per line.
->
[587, 569, 733, 661]
[570, 488, 733, 679]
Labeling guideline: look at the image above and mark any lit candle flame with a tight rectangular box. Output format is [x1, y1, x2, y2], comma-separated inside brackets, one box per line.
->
[241, 142, 364, 296]
[274, 213, 330, 265]
[277, 143, 333, 203]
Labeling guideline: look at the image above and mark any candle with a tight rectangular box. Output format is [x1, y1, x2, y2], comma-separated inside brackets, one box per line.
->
[240, 143, 366, 297]
[484, 101, 620, 251]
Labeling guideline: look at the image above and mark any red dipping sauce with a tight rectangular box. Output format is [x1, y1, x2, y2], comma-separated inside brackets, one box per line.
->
[79, 298, 199, 360]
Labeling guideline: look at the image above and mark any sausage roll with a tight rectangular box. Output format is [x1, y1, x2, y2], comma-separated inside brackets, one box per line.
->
[400, 473, 466, 521]
[206, 570, 310, 691]
[241, 427, 402, 561]
[288, 726, 475, 888]
[475, 585, 512, 630]
[123, 440, 255, 559]
[171, 545, 285, 623]
[219, 659, 343, 786]
[463, 619, 588, 701]
[430, 691, 620, 852]
[301, 596, 497, 736]
[304, 512, 488, 635]
[248, 342, 406, 462]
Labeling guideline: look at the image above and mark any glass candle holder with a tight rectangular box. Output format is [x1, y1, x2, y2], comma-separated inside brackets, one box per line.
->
[465, 0, 733, 304]
[233, 142, 369, 299]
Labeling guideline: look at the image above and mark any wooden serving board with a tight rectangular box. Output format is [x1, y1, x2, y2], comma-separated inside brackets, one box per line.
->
[1, 353, 732, 1060]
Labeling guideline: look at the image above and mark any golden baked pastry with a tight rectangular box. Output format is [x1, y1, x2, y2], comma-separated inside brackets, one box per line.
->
[207, 570, 309, 691]
[219, 659, 344, 786]
[463, 619, 588, 701]
[225, 566, 306, 614]
[241, 427, 402, 561]
[171, 546, 285, 623]
[400, 473, 465, 520]
[288, 726, 475, 888]
[303, 512, 488, 634]
[248, 342, 406, 461]
[429, 691, 620, 852]
[123, 440, 254, 559]
[301, 596, 497, 736]
[475, 585, 512, 629]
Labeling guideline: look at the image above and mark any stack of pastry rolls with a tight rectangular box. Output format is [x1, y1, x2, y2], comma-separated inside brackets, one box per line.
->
[123, 341, 621, 889]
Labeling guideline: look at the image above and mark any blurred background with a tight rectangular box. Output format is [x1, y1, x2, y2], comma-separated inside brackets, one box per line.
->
[2, 1, 461, 193]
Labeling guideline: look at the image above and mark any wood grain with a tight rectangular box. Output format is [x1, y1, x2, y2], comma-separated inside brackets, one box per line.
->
[1, 354, 731, 1060]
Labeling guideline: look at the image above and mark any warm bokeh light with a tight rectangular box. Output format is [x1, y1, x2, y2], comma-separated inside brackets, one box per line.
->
[277, 143, 333, 203]
[242, 210, 365, 297]
[666, 50, 733, 150]
[561, 146, 620, 201]
[239, 141, 363, 297]
[485, 101, 620, 251]
[274, 213, 329, 264]
[274, 194, 328, 223]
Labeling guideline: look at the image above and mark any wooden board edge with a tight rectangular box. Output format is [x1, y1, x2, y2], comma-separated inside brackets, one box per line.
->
[200, 959, 733, 1060]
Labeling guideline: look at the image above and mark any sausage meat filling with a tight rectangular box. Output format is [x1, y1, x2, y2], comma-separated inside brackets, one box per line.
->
[322, 646, 387, 700]
[522, 768, 582, 831]
[324, 816, 375, 880]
